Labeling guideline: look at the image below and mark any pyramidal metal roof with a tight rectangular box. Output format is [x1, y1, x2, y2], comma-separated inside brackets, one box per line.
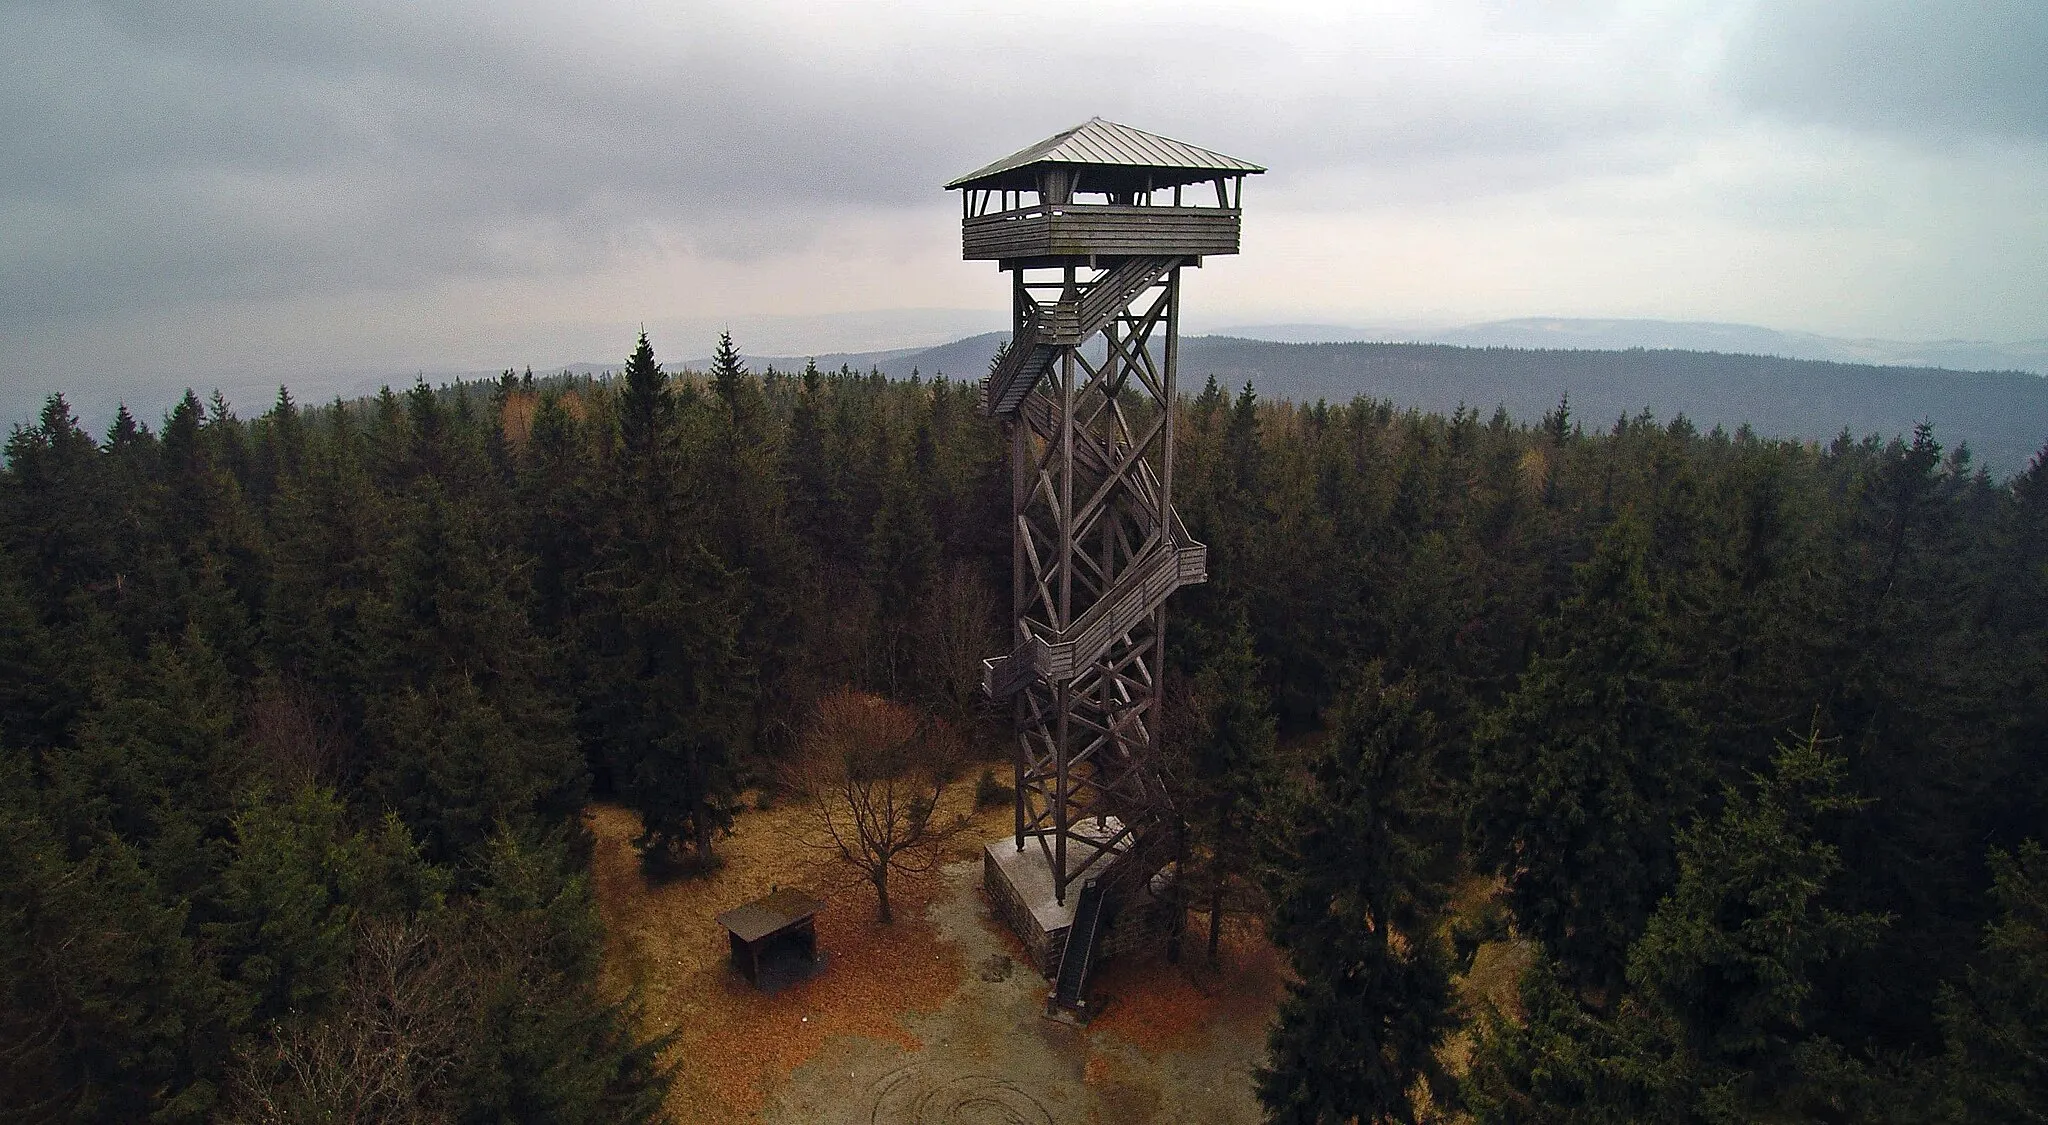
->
[946, 118, 1265, 190]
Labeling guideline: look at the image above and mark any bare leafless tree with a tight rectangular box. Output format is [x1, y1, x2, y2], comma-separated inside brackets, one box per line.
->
[916, 563, 1000, 726]
[786, 690, 969, 923]
[221, 919, 464, 1125]
[246, 682, 347, 793]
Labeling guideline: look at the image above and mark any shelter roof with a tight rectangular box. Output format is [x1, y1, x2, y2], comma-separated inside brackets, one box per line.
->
[945, 118, 1264, 191]
[715, 887, 825, 944]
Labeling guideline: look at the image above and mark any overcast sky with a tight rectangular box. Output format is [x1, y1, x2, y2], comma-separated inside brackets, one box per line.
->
[3, 0, 2044, 425]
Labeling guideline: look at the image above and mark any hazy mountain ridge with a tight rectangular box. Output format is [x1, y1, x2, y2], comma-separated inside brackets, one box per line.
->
[1214, 317, 2048, 377]
[50, 323, 2035, 478]
[719, 332, 2048, 478]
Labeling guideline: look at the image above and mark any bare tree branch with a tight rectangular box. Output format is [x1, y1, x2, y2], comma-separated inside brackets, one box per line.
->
[221, 919, 463, 1125]
[783, 690, 970, 923]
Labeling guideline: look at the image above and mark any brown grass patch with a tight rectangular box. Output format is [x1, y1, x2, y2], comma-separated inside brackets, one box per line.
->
[1088, 916, 1287, 1055]
[589, 782, 1009, 1125]
[1438, 873, 1532, 1084]
[1444, 873, 1502, 928]
[1459, 938, 1534, 1025]
[1442, 872, 1528, 1024]
[590, 797, 971, 1124]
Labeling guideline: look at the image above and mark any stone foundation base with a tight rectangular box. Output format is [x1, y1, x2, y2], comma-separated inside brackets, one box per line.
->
[981, 829, 1178, 980]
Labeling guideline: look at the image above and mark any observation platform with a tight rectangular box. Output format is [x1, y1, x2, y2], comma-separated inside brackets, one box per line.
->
[963, 203, 1241, 261]
[947, 117, 1260, 266]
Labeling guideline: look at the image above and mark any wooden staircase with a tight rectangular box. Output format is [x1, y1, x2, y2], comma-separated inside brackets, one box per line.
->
[982, 518, 1206, 699]
[980, 254, 1206, 703]
[1050, 877, 1109, 1016]
[981, 256, 1181, 419]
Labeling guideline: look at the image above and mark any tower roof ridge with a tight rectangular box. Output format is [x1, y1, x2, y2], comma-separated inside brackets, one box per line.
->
[945, 118, 1264, 191]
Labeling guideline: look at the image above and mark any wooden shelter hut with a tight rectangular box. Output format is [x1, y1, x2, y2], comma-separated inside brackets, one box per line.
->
[715, 887, 825, 988]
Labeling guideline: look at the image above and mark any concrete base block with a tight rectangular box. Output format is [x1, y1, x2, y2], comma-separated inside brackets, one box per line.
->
[982, 822, 1177, 980]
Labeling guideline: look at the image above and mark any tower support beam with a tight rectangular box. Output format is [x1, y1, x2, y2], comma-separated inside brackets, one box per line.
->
[984, 258, 1201, 902]
[949, 116, 1260, 947]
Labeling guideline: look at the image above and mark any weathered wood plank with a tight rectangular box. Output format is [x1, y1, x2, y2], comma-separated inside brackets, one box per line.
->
[964, 205, 1241, 260]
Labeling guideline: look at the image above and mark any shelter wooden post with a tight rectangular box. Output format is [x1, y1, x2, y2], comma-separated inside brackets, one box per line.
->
[715, 887, 825, 989]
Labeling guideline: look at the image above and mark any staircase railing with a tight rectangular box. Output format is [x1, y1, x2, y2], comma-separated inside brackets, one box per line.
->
[1051, 877, 1108, 1013]
[981, 256, 1180, 419]
[982, 522, 1206, 699]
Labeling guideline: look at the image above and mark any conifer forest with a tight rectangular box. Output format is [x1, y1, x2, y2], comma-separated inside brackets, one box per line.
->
[2, 330, 2044, 1124]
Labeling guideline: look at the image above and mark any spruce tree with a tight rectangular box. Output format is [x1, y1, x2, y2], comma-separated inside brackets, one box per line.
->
[706, 330, 804, 757]
[363, 477, 583, 864]
[617, 330, 671, 468]
[519, 389, 594, 642]
[709, 329, 746, 410]
[1936, 841, 2048, 1123]
[1468, 513, 1705, 990]
[1256, 667, 1457, 1124]
[1188, 616, 1276, 964]
[864, 446, 940, 693]
[1627, 728, 1885, 1109]
[2, 395, 112, 617]
[0, 547, 74, 752]
[209, 786, 361, 1024]
[1468, 729, 1890, 1123]
[0, 743, 249, 1124]
[445, 829, 674, 1124]
[785, 358, 833, 564]
[580, 332, 746, 868]
[261, 407, 387, 714]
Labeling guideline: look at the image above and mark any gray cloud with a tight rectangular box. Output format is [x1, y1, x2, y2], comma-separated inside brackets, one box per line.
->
[1, 0, 2042, 409]
[1723, 0, 2048, 140]
[1, 0, 1742, 324]
[3, 1, 980, 324]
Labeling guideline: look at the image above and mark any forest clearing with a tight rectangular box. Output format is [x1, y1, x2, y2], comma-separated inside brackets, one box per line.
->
[587, 794, 1293, 1124]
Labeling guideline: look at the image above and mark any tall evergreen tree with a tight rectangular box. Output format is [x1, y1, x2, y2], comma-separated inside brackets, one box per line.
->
[1467, 729, 1890, 1123]
[1186, 616, 1277, 964]
[1256, 667, 1458, 1124]
[2, 395, 111, 618]
[705, 331, 805, 757]
[363, 477, 583, 864]
[1936, 840, 2048, 1123]
[864, 440, 940, 694]
[1468, 513, 1705, 990]
[519, 389, 595, 643]
[443, 829, 674, 1124]
[581, 332, 746, 868]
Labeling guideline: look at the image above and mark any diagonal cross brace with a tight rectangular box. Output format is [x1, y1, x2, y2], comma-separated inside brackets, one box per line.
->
[982, 524, 1207, 699]
[981, 256, 1181, 419]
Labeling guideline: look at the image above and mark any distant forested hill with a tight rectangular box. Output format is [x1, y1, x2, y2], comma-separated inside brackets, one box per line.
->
[743, 333, 2048, 478]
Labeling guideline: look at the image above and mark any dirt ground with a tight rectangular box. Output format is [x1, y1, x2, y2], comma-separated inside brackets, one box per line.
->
[587, 795, 1287, 1125]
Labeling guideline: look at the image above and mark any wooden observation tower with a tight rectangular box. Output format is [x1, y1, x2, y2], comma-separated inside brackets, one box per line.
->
[949, 120, 1261, 992]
